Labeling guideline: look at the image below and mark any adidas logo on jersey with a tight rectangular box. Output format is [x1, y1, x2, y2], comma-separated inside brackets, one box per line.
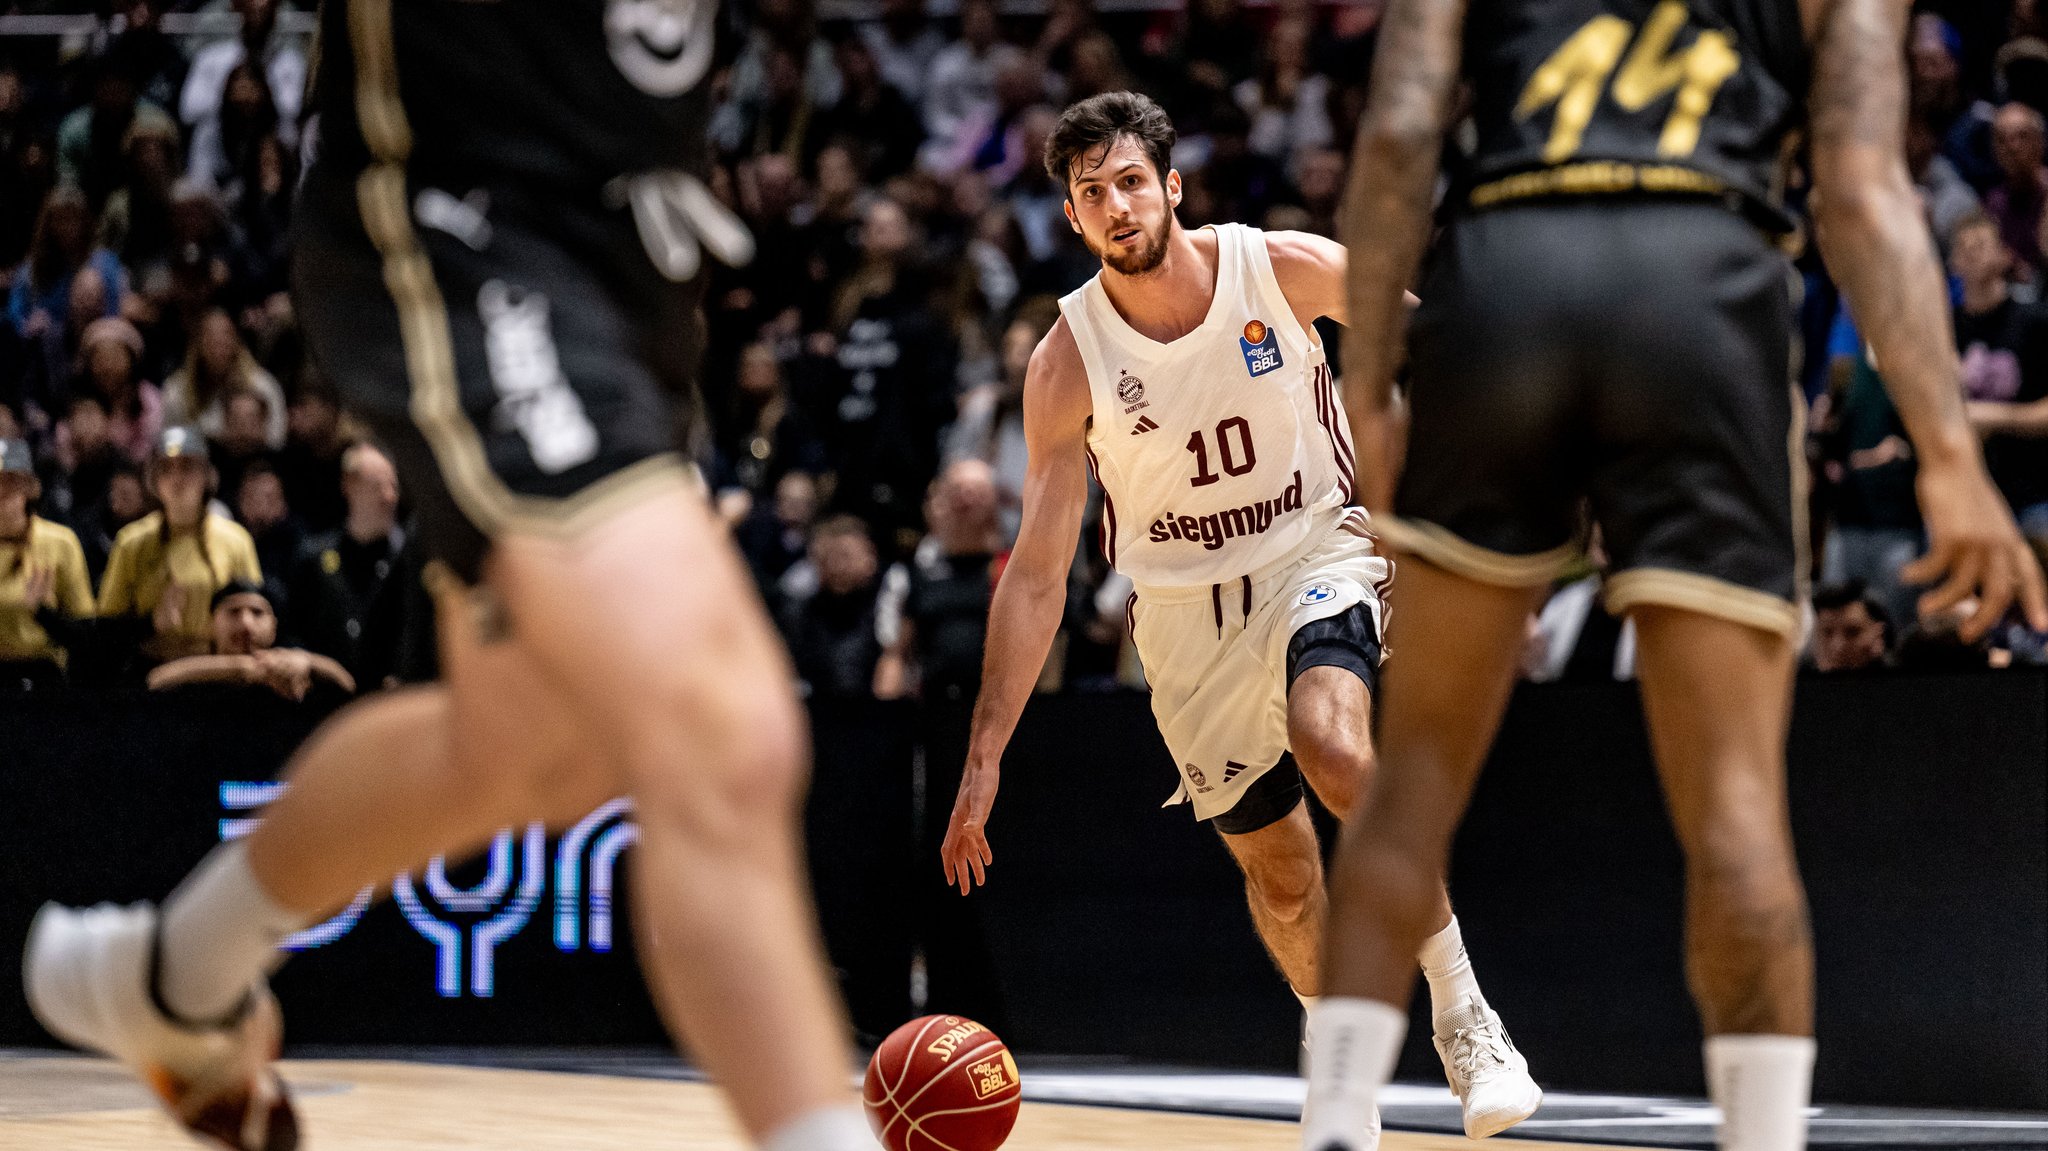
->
[1222, 761, 1250, 783]
[1130, 416, 1160, 435]
[1147, 470, 1303, 551]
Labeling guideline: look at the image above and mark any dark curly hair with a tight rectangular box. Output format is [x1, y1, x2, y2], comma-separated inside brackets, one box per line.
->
[1043, 91, 1176, 197]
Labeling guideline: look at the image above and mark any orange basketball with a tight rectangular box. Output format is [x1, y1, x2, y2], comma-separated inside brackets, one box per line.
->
[862, 1015, 1021, 1151]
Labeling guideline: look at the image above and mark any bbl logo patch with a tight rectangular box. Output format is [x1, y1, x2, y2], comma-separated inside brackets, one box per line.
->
[1240, 319, 1283, 377]
[969, 1051, 1018, 1099]
[1118, 371, 1148, 414]
[1300, 583, 1336, 606]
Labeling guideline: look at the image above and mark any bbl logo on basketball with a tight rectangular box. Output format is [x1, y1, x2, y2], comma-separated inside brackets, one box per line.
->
[969, 1052, 1018, 1099]
[1117, 371, 1148, 414]
[1239, 319, 1283, 377]
[1300, 583, 1336, 606]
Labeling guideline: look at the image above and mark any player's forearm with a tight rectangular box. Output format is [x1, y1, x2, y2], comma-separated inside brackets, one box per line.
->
[964, 567, 1067, 768]
[1809, 0, 1977, 471]
[1339, 0, 1464, 418]
[1350, 394, 1409, 514]
[1340, 155, 1434, 413]
[1341, 131, 1441, 510]
[1814, 185, 1978, 470]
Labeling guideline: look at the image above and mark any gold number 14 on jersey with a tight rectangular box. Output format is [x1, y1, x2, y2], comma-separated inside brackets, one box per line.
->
[1515, 0, 1742, 164]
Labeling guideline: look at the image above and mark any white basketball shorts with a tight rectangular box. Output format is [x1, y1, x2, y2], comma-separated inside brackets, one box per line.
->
[1127, 509, 1393, 824]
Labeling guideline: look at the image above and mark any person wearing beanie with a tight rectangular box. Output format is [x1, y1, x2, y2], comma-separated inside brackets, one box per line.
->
[146, 576, 354, 699]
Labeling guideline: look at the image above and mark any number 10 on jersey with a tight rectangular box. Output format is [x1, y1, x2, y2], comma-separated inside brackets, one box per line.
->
[1188, 417, 1256, 487]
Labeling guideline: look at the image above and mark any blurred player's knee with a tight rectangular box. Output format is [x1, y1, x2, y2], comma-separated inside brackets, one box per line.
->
[618, 659, 811, 848]
[1682, 827, 1811, 1032]
[1332, 808, 1443, 936]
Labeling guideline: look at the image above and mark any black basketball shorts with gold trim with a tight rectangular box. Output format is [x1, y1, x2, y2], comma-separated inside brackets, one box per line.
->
[1385, 198, 1804, 637]
[292, 173, 703, 584]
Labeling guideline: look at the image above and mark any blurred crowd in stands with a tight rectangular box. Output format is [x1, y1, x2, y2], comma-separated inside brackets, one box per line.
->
[0, 0, 2041, 701]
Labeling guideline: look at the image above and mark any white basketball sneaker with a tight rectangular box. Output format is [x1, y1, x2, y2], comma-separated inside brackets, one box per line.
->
[24, 902, 299, 1151]
[1432, 997, 1541, 1138]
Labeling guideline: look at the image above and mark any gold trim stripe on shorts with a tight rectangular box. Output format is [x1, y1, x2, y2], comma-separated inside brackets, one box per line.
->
[1373, 515, 1576, 588]
[1604, 568, 1800, 639]
[345, 0, 691, 539]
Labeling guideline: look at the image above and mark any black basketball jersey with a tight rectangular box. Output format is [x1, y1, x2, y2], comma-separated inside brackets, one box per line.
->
[311, 0, 715, 196]
[1460, 0, 1808, 226]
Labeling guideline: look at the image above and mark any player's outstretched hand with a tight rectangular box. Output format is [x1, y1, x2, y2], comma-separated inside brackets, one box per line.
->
[940, 763, 999, 896]
[1906, 461, 2048, 642]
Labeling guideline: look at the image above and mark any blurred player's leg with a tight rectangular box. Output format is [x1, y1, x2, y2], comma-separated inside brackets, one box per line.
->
[488, 481, 862, 1146]
[1300, 559, 1541, 1151]
[156, 576, 618, 1026]
[1633, 606, 1814, 1151]
[1290, 636, 1537, 1139]
[25, 650, 612, 1151]
[30, 483, 870, 1150]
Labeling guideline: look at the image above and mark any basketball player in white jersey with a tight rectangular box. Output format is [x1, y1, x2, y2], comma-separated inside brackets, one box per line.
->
[936, 92, 1540, 1141]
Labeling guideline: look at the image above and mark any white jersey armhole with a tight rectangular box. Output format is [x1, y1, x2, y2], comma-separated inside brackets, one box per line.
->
[1058, 288, 1114, 447]
[1243, 227, 1323, 360]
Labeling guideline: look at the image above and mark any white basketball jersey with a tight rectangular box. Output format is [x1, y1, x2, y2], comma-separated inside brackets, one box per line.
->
[1060, 223, 1356, 587]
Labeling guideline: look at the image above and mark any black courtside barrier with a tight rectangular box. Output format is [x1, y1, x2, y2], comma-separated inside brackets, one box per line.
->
[0, 674, 2040, 1108]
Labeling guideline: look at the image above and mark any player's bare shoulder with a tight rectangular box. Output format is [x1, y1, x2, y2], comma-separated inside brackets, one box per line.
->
[1023, 315, 1094, 438]
[1261, 229, 1347, 327]
[1263, 229, 1346, 277]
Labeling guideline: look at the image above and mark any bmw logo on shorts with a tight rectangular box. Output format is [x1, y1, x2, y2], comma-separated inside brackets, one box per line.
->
[1300, 583, 1336, 606]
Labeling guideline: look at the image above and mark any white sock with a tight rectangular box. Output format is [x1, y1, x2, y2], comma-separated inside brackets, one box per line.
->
[1294, 989, 1319, 1076]
[157, 842, 309, 1025]
[759, 1105, 875, 1151]
[1705, 1034, 1816, 1151]
[1416, 916, 1485, 1027]
[1301, 998, 1404, 1150]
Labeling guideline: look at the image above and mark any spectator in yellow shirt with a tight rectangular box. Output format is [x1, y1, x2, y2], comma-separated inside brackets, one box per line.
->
[0, 438, 93, 691]
[98, 426, 260, 669]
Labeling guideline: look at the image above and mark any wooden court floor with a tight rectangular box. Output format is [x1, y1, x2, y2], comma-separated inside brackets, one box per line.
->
[0, 1058, 1652, 1151]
